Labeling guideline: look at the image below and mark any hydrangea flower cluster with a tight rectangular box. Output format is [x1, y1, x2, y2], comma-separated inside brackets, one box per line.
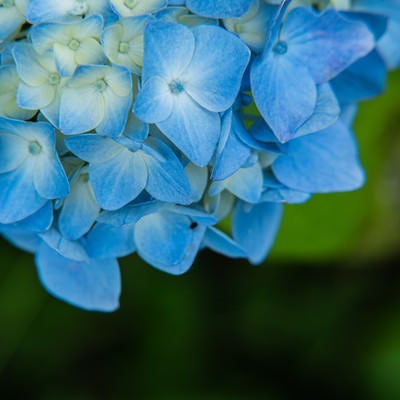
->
[1, 0, 399, 311]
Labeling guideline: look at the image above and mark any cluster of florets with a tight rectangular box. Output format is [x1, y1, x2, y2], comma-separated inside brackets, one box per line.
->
[0, 0, 399, 311]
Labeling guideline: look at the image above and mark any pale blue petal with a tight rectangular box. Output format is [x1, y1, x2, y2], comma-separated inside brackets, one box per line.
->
[225, 162, 263, 203]
[66, 136, 121, 165]
[12, 43, 49, 86]
[232, 201, 283, 264]
[183, 25, 250, 112]
[0, 5, 25, 41]
[36, 242, 121, 312]
[30, 21, 70, 53]
[53, 44, 78, 77]
[75, 38, 106, 67]
[16, 81, 55, 110]
[157, 91, 220, 166]
[0, 132, 29, 173]
[58, 171, 100, 240]
[133, 76, 173, 123]
[33, 154, 69, 199]
[110, 0, 167, 17]
[185, 163, 208, 203]
[89, 150, 147, 210]
[95, 66, 132, 136]
[59, 84, 104, 134]
[141, 21, 195, 81]
[26, 0, 85, 23]
[142, 137, 192, 204]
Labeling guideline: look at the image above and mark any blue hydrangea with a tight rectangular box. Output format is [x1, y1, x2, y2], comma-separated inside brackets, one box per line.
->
[0, 0, 399, 311]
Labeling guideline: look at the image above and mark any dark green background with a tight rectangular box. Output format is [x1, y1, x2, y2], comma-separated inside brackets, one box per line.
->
[1, 71, 400, 399]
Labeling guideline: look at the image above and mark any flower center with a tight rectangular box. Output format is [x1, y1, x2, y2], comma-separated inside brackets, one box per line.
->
[169, 79, 184, 94]
[95, 79, 107, 92]
[124, 0, 137, 9]
[68, 38, 80, 51]
[28, 141, 42, 155]
[233, 24, 244, 34]
[119, 41, 129, 54]
[273, 41, 288, 55]
[1, 0, 15, 8]
[69, 0, 88, 16]
[80, 173, 89, 183]
[48, 72, 60, 86]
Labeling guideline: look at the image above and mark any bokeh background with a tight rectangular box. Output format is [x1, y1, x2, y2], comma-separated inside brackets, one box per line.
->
[1, 70, 400, 400]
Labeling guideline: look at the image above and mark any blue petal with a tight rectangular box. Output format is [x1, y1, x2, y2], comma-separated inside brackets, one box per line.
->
[65, 134, 122, 162]
[39, 228, 88, 262]
[33, 153, 69, 199]
[251, 50, 317, 143]
[16, 202, 53, 232]
[212, 110, 252, 180]
[186, 0, 252, 18]
[84, 222, 136, 259]
[133, 76, 173, 123]
[331, 50, 386, 103]
[0, 132, 29, 173]
[185, 163, 208, 203]
[281, 7, 375, 83]
[0, 226, 40, 253]
[141, 21, 195, 81]
[96, 66, 132, 136]
[26, 0, 70, 23]
[341, 11, 388, 41]
[0, 160, 46, 224]
[378, 19, 400, 69]
[218, 162, 263, 203]
[12, 42, 49, 86]
[232, 201, 283, 264]
[134, 210, 205, 275]
[98, 200, 166, 226]
[272, 121, 365, 193]
[142, 137, 192, 204]
[36, 242, 121, 312]
[203, 227, 246, 258]
[0, 4, 25, 41]
[183, 25, 250, 112]
[58, 170, 100, 240]
[59, 84, 104, 134]
[294, 83, 340, 138]
[89, 149, 148, 210]
[134, 211, 191, 270]
[261, 187, 311, 204]
[157, 91, 220, 166]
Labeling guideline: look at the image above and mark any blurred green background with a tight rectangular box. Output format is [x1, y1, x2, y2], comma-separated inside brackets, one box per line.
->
[1, 71, 400, 400]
